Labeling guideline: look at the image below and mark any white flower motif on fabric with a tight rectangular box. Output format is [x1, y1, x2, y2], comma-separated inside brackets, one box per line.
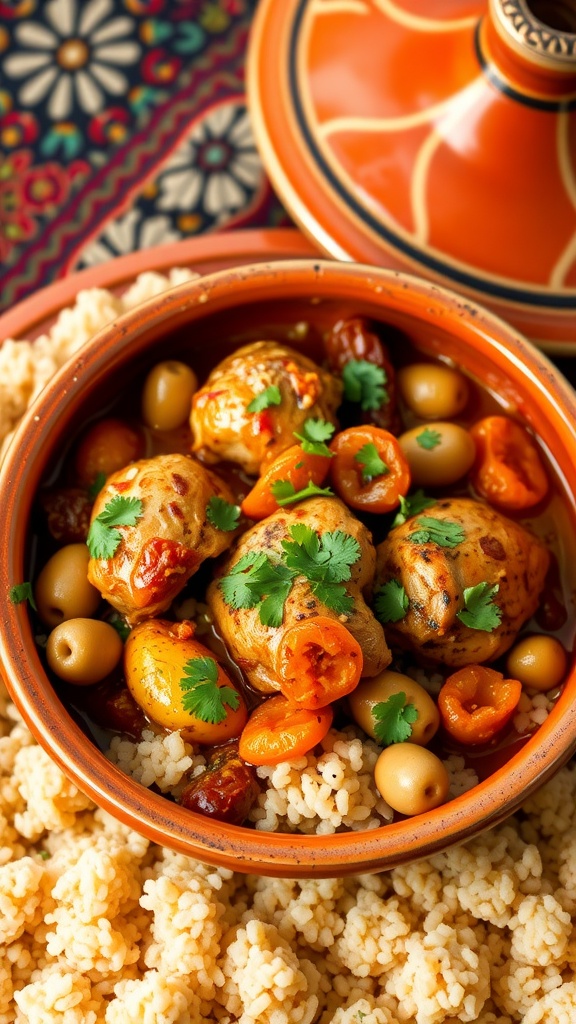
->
[2, 0, 140, 119]
[157, 102, 264, 223]
[80, 210, 180, 266]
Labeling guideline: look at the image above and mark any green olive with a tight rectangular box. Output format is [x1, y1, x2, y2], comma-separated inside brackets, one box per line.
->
[398, 363, 469, 419]
[374, 743, 450, 816]
[506, 634, 568, 692]
[35, 544, 101, 627]
[349, 670, 439, 746]
[46, 618, 123, 686]
[398, 421, 475, 487]
[142, 361, 198, 431]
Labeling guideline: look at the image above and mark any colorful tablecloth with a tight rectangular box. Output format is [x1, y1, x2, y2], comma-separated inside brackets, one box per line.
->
[0, 0, 289, 312]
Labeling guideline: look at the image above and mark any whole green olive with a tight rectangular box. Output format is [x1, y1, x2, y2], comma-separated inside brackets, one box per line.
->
[398, 363, 469, 420]
[506, 634, 568, 692]
[398, 421, 475, 487]
[374, 743, 450, 816]
[46, 618, 123, 686]
[142, 360, 198, 431]
[349, 670, 439, 746]
[35, 544, 101, 627]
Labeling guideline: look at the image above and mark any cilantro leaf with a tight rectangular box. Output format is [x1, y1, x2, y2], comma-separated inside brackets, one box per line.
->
[416, 428, 442, 450]
[392, 490, 436, 526]
[354, 442, 389, 483]
[206, 496, 240, 532]
[87, 495, 143, 559]
[293, 417, 335, 457]
[218, 553, 295, 628]
[374, 580, 409, 624]
[88, 471, 107, 500]
[107, 612, 131, 642]
[372, 692, 419, 745]
[180, 656, 240, 723]
[9, 582, 37, 610]
[281, 524, 360, 615]
[342, 360, 388, 411]
[247, 385, 282, 413]
[270, 479, 334, 506]
[409, 516, 465, 548]
[456, 582, 502, 632]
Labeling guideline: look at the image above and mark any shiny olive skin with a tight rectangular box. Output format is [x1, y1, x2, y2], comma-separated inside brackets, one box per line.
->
[506, 634, 568, 692]
[374, 743, 450, 816]
[142, 360, 198, 431]
[35, 544, 101, 627]
[349, 670, 439, 746]
[398, 421, 476, 487]
[46, 618, 123, 686]
[397, 363, 469, 420]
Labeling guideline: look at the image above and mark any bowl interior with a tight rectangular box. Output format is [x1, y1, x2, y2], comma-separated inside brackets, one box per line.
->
[2, 260, 576, 877]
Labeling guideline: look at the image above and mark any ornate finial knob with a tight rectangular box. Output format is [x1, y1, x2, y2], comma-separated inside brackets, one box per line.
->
[491, 0, 576, 67]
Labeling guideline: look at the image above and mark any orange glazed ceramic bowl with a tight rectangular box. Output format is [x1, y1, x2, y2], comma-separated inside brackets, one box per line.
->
[1, 260, 576, 878]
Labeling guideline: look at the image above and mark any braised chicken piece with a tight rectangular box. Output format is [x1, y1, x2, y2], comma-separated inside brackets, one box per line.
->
[190, 341, 342, 476]
[207, 496, 391, 700]
[375, 497, 549, 666]
[88, 453, 237, 624]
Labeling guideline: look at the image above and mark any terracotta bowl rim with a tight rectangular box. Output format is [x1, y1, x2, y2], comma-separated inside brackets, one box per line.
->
[2, 259, 576, 877]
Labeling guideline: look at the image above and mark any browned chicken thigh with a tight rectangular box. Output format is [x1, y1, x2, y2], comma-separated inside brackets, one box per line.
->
[190, 341, 342, 475]
[207, 496, 391, 700]
[375, 497, 549, 666]
[88, 453, 237, 624]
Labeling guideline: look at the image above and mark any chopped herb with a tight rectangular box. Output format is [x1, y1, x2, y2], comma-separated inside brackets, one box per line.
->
[392, 490, 436, 527]
[180, 655, 240, 723]
[9, 582, 36, 610]
[88, 471, 107, 500]
[107, 612, 131, 642]
[372, 692, 419, 745]
[219, 552, 295, 628]
[293, 417, 335, 457]
[416, 428, 442, 450]
[342, 359, 388, 411]
[247, 385, 282, 413]
[87, 495, 143, 559]
[294, 461, 305, 470]
[270, 479, 334, 506]
[38, 850, 51, 860]
[456, 582, 502, 632]
[206, 496, 241, 532]
[409, 516, 465, 548]
[374, 580, 409, 624]
[354, 442, 389, 483]
[281, 523, 360, 616]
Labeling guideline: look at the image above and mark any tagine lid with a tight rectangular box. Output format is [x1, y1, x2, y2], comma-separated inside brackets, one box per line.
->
[247, 0, 576, 350]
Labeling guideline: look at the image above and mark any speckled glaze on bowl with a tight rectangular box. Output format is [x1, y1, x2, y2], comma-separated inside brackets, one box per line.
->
[1, 260, 576, 878]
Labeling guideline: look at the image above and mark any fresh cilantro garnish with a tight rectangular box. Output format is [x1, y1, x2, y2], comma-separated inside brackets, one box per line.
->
[270, 479, 334, 506]
[374, 580, 409, 623]
[342, 360, 388, 411]
[372, 692, 419, 745]
[38, 850, 51, 860]
[281, 523, 360, 616]
[219, 552, 295, 628]
[87, 495, 143, 559]
[247, 385, 282, 413]
[354, 442, 389, 483]
[392, 490, 436, 527]
[293, 417, 335, 457]
[206, 496, 240, 532]
[107, 612, 131, 642]
[409, 516, 465, 548]
[416, 428, 442, 450]
[456, 582, 502, 632]
[88, 471, 107, 500]
[179, 656, 240, 723]
[9, 582, 37, 610]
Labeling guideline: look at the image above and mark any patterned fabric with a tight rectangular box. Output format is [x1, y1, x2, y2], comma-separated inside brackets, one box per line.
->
[0, 0, 289, 311]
